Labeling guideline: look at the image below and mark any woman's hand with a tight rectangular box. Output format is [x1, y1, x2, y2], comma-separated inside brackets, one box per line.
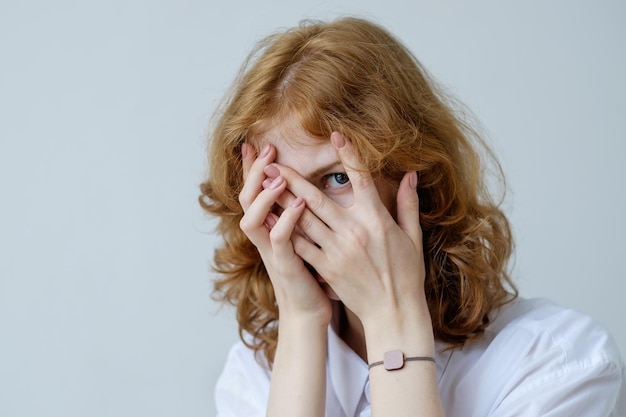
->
[264, 133, 432, 338]
[258, 134, 441, 417]
[238, 143, 332, 327]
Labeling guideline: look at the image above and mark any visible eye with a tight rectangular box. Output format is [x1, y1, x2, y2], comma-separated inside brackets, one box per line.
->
[323, 172, 350, 189]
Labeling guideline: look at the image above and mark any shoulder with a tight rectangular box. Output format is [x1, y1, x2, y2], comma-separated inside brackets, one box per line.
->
[486, 297, 621, 367]
[218, 338, 272, 383]
[439, 297, 625, 416]
[214, 340, 271, 417]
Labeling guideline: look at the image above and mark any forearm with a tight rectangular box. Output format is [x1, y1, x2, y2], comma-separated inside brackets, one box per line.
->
[364, 304, 444, 417]
[266, 317, 328, 417]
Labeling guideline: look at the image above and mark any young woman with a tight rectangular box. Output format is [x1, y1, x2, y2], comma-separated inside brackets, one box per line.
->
[200, 17, 624, 417]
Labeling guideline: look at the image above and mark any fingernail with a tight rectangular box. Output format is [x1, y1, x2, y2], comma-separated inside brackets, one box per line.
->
[291, 197, 304, 208]
[270, 176, 283, 189]
[262, 178, 272, 189]
[241, 143, 249, 158]
[409, 171, 418, 189]
[265, 215, 277, 229]
[264, 164, 280, 178]
[330, 132, 346, 149]
[260, 144, 271, 157]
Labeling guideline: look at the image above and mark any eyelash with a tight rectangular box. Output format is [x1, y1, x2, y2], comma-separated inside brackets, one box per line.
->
[322, 173, 350, 190]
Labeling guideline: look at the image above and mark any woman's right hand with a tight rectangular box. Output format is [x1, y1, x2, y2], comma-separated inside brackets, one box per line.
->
[238, 143, 332, 327]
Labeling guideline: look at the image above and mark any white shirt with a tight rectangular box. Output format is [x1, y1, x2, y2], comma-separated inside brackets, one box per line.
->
[214, 298, 626, 416]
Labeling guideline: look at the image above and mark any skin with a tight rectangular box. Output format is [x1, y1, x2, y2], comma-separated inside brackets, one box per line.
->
[238, 118, 444, 417]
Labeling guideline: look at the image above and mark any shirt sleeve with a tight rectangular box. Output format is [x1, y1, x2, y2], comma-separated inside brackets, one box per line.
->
[214, 342, 271, 417]
[491, 356, 624, 416]
[484, 301, 626, 417]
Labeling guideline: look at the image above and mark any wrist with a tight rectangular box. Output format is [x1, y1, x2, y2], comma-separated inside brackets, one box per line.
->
[278, 313, 330, 337]
[275, 316, 328, 365]
[362, 303, 435, 361]
[275, 298, 332, 329]
[282, 308, 331, 328]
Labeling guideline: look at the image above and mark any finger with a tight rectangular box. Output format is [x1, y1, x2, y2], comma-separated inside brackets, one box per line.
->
[260, 180, 332, 247]
[291, 231, 325, 270]
[268, 197, 307, 259]
[241, 143, 255, 180]
[264, 211, 279, 230]
[239, 143, 275, 211]
[396, 171, 422, 247]
[264, 162, 342, 231]
[239, 176, 287, 245]
[267, 199, 320, 286]
[330, 132, 379, 206]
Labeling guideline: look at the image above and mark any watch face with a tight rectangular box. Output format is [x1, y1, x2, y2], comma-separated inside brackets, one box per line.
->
[383, 350, 405, 370]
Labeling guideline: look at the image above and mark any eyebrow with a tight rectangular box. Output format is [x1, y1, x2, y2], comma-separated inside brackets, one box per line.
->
[302, 161, 343, 182]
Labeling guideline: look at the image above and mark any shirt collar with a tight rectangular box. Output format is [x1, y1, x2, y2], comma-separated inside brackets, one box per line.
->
[327, 325, 369, 417]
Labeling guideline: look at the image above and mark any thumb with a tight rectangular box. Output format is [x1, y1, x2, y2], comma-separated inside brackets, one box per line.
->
[396, 171, 422, 246]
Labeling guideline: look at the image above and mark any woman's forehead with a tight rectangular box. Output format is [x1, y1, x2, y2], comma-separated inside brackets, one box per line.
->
[251, 116, 325, 150]
[252, 125, 338, 177]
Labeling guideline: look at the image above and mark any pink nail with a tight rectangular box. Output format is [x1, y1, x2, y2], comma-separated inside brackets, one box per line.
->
[265, 215, 277, 229]
[264, 164, 280, 178]
[330, 132, 346, 148]
[409, 171, 418, 189]
[270, 176, 283, 189]
[291, 197, 304, 208]
[260, 144, 271, 157]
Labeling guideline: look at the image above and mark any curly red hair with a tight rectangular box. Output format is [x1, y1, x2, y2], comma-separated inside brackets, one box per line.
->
[199, 17, 517, 365]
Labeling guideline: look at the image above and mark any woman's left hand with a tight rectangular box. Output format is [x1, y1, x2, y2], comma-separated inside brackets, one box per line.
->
[265, 132, 430, 330]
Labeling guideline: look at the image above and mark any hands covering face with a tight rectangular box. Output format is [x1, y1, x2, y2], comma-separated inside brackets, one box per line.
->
[238, 132, 426, 327]
[239, 141, 332, 326]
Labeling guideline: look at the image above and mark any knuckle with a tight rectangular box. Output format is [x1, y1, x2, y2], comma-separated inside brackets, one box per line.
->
[298, 213, 314, 232]
[351, 224, 369, 244]
[291, 236, 305, 254]
[406, 197, 419, 211]
[369, 220, 384, 235]
[307, 193, 325, 211]
[354, 174, 373, 190]
[238, 191, 251, 208]
[239, 215, 253, 233]
[349, 217, 387, 245]
[268, 227, 288, 244]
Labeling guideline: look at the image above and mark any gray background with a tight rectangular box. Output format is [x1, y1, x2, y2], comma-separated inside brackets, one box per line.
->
[1, 1, 624, 416]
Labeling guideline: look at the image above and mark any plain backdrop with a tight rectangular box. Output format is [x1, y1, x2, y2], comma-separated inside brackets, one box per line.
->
[1, 1, 624, 416]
